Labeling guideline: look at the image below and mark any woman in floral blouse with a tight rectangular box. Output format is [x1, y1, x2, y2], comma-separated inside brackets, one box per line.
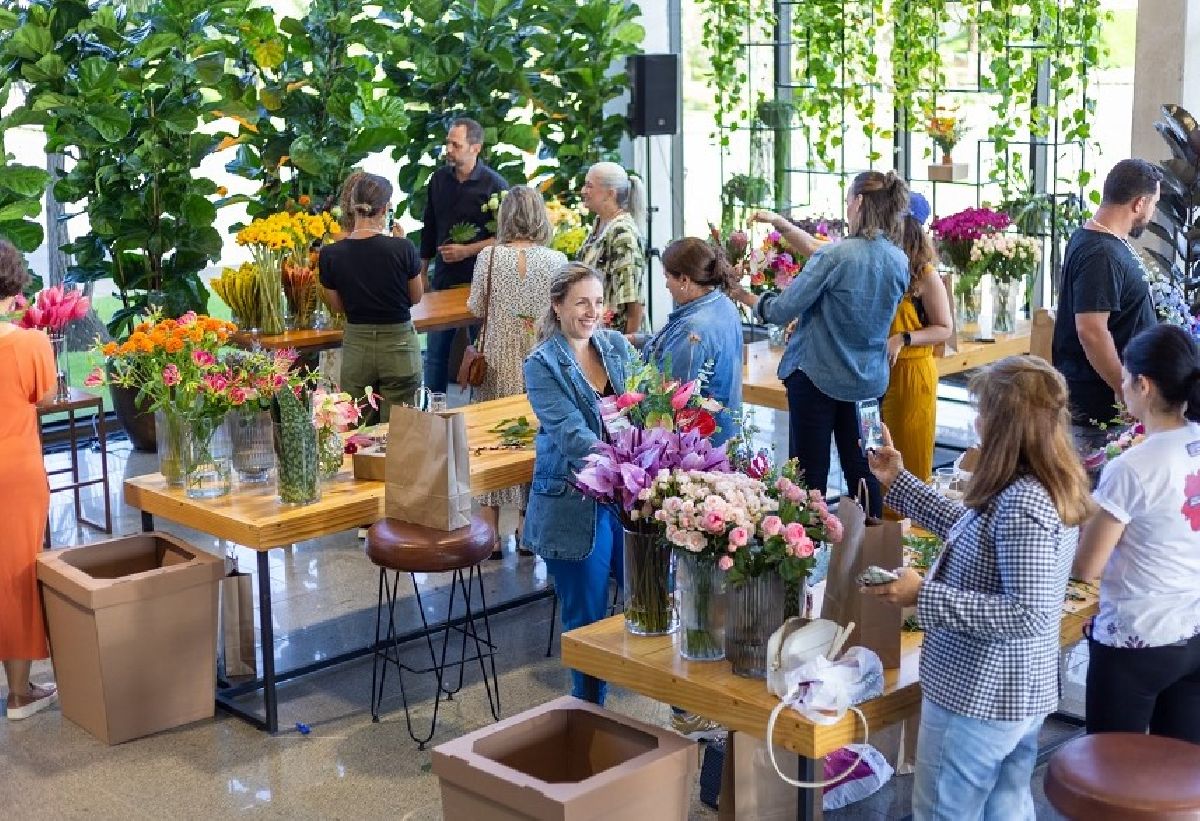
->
[864, 356, 1091, 821]
[577, 162, 646, 334]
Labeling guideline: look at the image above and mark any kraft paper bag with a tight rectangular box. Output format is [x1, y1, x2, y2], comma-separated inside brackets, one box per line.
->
[718, 731, 800, 820]
[220, 570, 257, 678]
[384, 404, 472, 531]
[934, 271, 959, 357]
[822, 486, 904, 668]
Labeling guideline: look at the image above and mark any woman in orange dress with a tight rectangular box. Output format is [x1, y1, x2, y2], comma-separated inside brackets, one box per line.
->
[0, 239, 58, 719]
[881, 194, 953, 491]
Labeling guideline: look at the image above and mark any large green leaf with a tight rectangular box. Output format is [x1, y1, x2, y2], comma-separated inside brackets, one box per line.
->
[9, 23, 54, 60]
[0, 200, 39, 222]
[84, 104, 133, 141]
[76, 56, 118, 92]
[252, 40, 285, 69]
[0, 165, 49, 197]
[181, 194, 217, 226]
[0, 220, 44, 252]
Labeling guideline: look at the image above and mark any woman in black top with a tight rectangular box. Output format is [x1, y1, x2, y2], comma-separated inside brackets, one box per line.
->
[319, 172, 424, 422]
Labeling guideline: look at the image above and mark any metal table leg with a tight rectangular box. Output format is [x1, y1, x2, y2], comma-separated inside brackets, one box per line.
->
[257, 550, 278, 733]
[796, 754, 822, 820]
[581, 675, 602, 705]
[141, 510, 154, 532]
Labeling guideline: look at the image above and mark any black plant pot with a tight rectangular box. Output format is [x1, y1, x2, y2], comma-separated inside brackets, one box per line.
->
[109, 378, 156, 452]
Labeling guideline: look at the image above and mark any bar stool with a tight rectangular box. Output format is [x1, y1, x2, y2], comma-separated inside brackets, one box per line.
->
[365, 516, 500, 749]
[1045, 733, 1200, 820]
[38, 388, 113, 548]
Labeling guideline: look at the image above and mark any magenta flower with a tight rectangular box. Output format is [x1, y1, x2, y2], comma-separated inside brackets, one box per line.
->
[670, 380, 697, 411]
[204, 373, 229, 392]
[616, 391, 646, 410]
[192, 349, 216, 367]
[162, 364, 180, 387]
[83, 367, 104, 388]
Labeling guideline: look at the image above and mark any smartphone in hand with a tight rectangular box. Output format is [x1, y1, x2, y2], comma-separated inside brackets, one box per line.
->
[857, 565, 900, 586]
[856, 398, 884, 454]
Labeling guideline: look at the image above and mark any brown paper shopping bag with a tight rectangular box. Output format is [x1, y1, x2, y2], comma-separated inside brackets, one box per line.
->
[718, 731, 800, 820]
[220, 569, 257, 678]
[933, 271, 958, 357]
[822, 484, 904, 668]
[384, 404, 472, 531]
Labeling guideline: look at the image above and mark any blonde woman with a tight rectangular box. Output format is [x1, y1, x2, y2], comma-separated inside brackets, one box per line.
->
[865, 356, 1091, 820]
[468, 186, 568, 557]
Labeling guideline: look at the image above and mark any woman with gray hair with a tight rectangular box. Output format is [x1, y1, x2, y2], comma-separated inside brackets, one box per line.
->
[467, 185, 568, 558]
[577, 162, 646, 334]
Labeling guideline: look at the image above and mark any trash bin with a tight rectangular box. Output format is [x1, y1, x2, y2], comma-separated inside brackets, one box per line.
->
[36, 532, 225, 744]
[432, 696, 698, 820]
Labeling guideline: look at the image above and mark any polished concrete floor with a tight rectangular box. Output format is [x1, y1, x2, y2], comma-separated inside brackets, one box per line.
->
[3, 395, 1076, 819]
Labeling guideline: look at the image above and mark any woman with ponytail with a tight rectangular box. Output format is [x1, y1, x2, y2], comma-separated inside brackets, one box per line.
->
[635, 237, 744, 446]
[577, 162, 646, 334]
[1073, 323, 1200, 743]
[319, 172, 423, 421]
[732, 171, 910, 515]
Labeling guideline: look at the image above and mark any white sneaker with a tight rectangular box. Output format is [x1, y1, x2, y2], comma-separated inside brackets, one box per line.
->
[7, 683, 58, 720]
[670, 710, 724, 741]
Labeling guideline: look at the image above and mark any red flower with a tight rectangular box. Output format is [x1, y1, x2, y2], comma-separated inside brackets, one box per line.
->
[676, 408, 717, 437]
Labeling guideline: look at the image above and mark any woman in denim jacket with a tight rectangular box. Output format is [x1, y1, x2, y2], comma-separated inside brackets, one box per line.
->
[523, 262, 637, 704]
[635, 237, 743, 447]
[865, 356, 1091, 820]
[732, 171, 909, 516]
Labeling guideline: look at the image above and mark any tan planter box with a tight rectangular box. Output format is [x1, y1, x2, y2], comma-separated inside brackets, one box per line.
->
[351, 444, 386, 481]
[36, 532, 224, 744]
[928, 162, 969, 182]
[433, 696, 698, 820]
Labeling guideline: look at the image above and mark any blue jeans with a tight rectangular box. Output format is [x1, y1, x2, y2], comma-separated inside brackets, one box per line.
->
[423, 324, 478, 393]
[912, 698, 1045, 821]
[543, 506, 624, 705]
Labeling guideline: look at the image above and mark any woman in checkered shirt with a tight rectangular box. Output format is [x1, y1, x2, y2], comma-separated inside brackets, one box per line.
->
[864, 356, 1092, 821]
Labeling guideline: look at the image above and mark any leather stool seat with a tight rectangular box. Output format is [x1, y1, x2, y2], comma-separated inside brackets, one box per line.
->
[1046, 733, 1200, 820]
[366, 517, 494, 574]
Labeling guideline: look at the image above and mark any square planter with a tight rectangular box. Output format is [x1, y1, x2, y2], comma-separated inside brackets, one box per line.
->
[432, 696, 698, 820]
[928, 162, 969, 182]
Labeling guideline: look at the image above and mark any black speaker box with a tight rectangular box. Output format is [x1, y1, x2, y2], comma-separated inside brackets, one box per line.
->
[628, 53, 679, 136]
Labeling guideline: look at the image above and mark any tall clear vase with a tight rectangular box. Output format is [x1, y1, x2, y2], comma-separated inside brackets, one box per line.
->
[181, 416, 233, 499]
[676, 551, 727, 661]
[231, 407, 275, 483]
[726, 573, 786, 679]
[623, 529, 678, 636]
[47, 332, 71, 402]
[155, 408, 187, 487]
[274, 389, 321, 505]
[993, 278, 1021, 334]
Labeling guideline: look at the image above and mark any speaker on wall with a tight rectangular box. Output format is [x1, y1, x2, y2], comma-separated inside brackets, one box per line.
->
[628, 53, 679, 136]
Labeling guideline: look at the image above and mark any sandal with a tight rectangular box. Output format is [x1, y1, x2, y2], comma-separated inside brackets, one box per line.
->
[7, 682, 57, 720]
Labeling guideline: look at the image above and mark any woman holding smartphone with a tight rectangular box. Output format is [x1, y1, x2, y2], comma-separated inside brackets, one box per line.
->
[732, 171, 909, 515]
[864, 356, 1091, 820]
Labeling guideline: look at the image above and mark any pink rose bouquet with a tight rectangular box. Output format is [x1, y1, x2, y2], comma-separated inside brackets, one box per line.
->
[16, 285, 90, 333]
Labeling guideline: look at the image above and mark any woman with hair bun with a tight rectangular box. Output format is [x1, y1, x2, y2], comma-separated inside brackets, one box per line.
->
[733, 170, 910, 515]
[1074, 323, 1200, 743]
[636, 236, 743, 446]
[578, 162, 646, 334]
[319, 172, 423, 421]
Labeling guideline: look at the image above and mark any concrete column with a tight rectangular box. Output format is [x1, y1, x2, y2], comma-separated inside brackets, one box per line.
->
[1130, 0, 1200, 163]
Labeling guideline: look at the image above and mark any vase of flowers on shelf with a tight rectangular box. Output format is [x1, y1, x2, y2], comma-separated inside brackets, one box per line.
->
[926, 109, 968, 180]
[575, 360, 731, 637]
[16, 285, 91, 402]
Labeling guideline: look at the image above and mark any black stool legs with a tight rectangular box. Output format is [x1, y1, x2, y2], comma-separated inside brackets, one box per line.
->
[370, 564, 501, 749]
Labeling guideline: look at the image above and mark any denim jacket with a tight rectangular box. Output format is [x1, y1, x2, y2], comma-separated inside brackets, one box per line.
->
[644, 289, 743, 445]
[522, 329, 637, 561]
[756, 236, 907, 402]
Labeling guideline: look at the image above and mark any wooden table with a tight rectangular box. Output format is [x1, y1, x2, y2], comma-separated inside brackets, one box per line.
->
[743, 324, 1032, 412]
[123, 393, 535, 732]
[232, 288, 476, 351]
[563, 583, 1097, 820]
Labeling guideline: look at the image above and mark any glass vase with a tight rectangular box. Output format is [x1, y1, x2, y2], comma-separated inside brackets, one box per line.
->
[317, 427, 344, 480]
[47, 332, 71, 402]
[676, 551, 727, 661]
[274, 389, 321, 505]
[993, 278, 1021, 334]
[155, 408, 187, 487]
[726, 573, 785, 679]
[181, 416, 233, 499]
[231, 407, 275, 484]
[623, 529, 678, 636]
[766, 323, 786, 349]
[955, 276, 981, 328]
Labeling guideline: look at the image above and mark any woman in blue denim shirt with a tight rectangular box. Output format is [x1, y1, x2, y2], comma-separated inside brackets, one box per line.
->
[523, 262, 637, 704]
[732, 171, 909, 515]
[636, 237, 743, 446]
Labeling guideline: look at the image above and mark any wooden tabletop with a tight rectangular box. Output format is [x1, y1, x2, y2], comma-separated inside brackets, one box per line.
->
[743, 325, 1032, 412]
[232, 288, 477, 351]
[123, 394, 535, 550]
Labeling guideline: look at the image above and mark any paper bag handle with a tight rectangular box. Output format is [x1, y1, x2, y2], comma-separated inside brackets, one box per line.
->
[766, 702, 868, 789]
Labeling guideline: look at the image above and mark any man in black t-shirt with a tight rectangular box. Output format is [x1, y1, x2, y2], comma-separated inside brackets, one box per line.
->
[420, 117, 509, 393]
[1052, 158, 1163, 452]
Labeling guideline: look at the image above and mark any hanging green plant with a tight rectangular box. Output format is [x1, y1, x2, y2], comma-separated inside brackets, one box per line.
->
[890, 0, 948, 154]
[696, 0, 775, 150]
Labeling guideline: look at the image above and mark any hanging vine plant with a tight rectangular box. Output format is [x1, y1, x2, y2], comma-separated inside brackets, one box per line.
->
[890, 0, 948, 148]
[696, 0, 774, 150]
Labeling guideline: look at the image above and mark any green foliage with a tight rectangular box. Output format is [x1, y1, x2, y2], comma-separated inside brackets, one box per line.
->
[0, 155, 49, 252]
[696, 0, 774, 149]
[891, 0, 947, 141]
[221, 0, 409, 216]
[1, 0, 250, 337]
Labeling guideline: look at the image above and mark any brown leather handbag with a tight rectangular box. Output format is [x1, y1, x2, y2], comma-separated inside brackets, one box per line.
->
[456, 246, 494, 388]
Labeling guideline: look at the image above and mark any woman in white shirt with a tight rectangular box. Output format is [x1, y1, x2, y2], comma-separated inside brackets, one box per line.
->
[1074, 323, 1200, 743]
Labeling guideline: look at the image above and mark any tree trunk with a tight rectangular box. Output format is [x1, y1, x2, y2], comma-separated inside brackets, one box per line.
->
[46, 151, 109, 348]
